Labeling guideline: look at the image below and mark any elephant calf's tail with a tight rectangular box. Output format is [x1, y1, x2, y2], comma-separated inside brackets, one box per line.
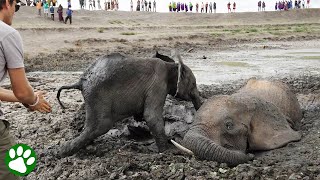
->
[57, 81, 82, 109]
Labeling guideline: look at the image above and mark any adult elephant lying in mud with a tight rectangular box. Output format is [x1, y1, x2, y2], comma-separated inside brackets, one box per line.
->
[57, 52, 202, 157]
[172, 78, 302, 166]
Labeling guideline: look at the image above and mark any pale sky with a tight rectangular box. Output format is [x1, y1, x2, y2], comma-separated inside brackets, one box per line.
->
[62, 0, 320, 13]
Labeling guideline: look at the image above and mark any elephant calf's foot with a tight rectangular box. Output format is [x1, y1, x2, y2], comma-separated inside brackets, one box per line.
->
[59, 143, 78, 158]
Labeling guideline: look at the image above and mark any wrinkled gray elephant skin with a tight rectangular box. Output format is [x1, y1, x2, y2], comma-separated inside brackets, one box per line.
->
[177, 78, 302, 166]
[56, 52, 202, 157]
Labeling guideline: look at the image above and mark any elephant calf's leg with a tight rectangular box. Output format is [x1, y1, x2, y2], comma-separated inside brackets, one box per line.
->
[144, 110, 168, 152]
[60, 107, 113, 157]
[60, 127, 100, 157]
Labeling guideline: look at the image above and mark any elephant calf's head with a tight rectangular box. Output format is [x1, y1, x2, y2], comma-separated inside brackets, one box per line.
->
[172, 53, 202, 110]
[176, 79, 302, 166]
[155, 51, 202, 110]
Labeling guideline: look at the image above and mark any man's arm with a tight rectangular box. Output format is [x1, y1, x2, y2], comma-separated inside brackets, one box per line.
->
[8, 68, 51, 112]
[0, 87, 19, 102]
[8, 68, 36, 105]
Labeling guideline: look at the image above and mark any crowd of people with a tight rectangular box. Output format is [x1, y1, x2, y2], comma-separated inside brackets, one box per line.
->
[258, 1, 266, 11]
[275, 0, 311, 11]
[167, 2, 219, 13]
[23, 0, 315, 19]
[80, 0, 119, 11]
[132, 0, 157, 12]
[227, 2, 236, 12]
[30, 0, 73, 24]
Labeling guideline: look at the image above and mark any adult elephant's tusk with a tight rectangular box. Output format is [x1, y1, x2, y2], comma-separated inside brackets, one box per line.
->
[170, 139, 194, 155]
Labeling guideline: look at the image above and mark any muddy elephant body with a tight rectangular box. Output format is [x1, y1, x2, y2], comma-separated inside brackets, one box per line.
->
[176, 78, 302, 166]
[57, 52, 202, 157]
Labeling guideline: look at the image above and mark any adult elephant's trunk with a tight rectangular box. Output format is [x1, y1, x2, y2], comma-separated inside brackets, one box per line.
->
[182, 128, 253, 166]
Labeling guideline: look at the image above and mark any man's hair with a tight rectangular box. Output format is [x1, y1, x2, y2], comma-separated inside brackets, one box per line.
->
[0, 0, 15, 11]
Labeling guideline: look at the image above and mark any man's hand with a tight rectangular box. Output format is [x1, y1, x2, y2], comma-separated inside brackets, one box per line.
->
[28, 91, 51, 113]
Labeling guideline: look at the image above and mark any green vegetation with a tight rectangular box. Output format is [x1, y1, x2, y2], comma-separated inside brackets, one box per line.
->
[263, 55, 292, 59]
[211, 33, 220, 37]
[97, 27, 104, 33]
[216, 61, 251, 67]
[109, 20, 123, 24]
[248, 28, 258, 33]
[302, 56, 320, 60]
[207, 23, 320, 40]
[120, 32, 136, 35]
[232, 29, 242, 33]
[294, 27, 308, 33]
[269, 32, 282, 36]
[289, 52, 320, 55]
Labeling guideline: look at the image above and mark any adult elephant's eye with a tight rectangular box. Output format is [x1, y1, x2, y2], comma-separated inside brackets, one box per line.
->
[225, 121, 234, 130]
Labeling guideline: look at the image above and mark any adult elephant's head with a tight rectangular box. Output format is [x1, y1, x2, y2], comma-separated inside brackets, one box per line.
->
[154, 51, 202, 110]
[173, 90, 301, 166]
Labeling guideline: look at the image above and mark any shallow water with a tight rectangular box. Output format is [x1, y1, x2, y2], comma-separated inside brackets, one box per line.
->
[184, 48, 320, 85]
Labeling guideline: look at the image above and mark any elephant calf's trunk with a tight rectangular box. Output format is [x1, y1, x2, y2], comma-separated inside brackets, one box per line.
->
[183, 131, 253, 166]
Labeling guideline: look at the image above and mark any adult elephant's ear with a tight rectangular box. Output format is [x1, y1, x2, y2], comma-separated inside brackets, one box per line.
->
[248, 98, 301, 151]
[153, 51, 175, 63]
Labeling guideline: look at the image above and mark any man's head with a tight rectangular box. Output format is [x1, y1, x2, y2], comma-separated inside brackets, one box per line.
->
[0, 0, 20, 25]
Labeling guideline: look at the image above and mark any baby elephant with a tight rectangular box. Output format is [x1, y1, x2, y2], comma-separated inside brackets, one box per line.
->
[172, 78, 302, 166]
[57, 52, 202, 157]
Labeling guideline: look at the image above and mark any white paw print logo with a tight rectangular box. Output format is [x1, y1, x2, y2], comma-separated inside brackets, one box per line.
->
[5, 144, 37, 176]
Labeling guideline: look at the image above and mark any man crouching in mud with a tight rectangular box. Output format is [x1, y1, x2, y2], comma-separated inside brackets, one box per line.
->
[0, 0, 52, 179]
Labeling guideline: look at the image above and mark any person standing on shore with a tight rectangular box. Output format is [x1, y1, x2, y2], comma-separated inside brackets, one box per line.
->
[68, 0, 71, 7]
[36, 0, 41, 15]
[144, 0, 147, 11]
[233, 2, 236, 12]
[50, 4, 54, 20]
[195, 2, 198, 12]
[88, 0, 92, 10]
[64, 7, 73, 24]
[43, 1, 49, 17]
[0, 1, 52, 179]
[205, 2, 208, 13]
[141, 0, 144, 11]
[227, 1, 231, 12]
[97, 0, 101, 10]
[57, 4, 64, 22]
[136, 0, 140, 11]
[201, 2, 204, 13]
[306, 0, 310, 8]
[153, 0, 156, 12]
[176, 1, 179, 12]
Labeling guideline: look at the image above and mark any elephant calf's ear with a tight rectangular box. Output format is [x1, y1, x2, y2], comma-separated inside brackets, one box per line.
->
[172, 50, 185, 65]
[248, 102, 301, 151]
[154, 51, 175, 63]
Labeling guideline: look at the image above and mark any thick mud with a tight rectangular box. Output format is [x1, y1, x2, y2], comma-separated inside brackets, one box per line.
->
[3, 7, 320, 179]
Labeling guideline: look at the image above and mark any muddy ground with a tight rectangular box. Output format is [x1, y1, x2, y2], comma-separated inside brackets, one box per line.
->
[2, 7, 320, 180]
